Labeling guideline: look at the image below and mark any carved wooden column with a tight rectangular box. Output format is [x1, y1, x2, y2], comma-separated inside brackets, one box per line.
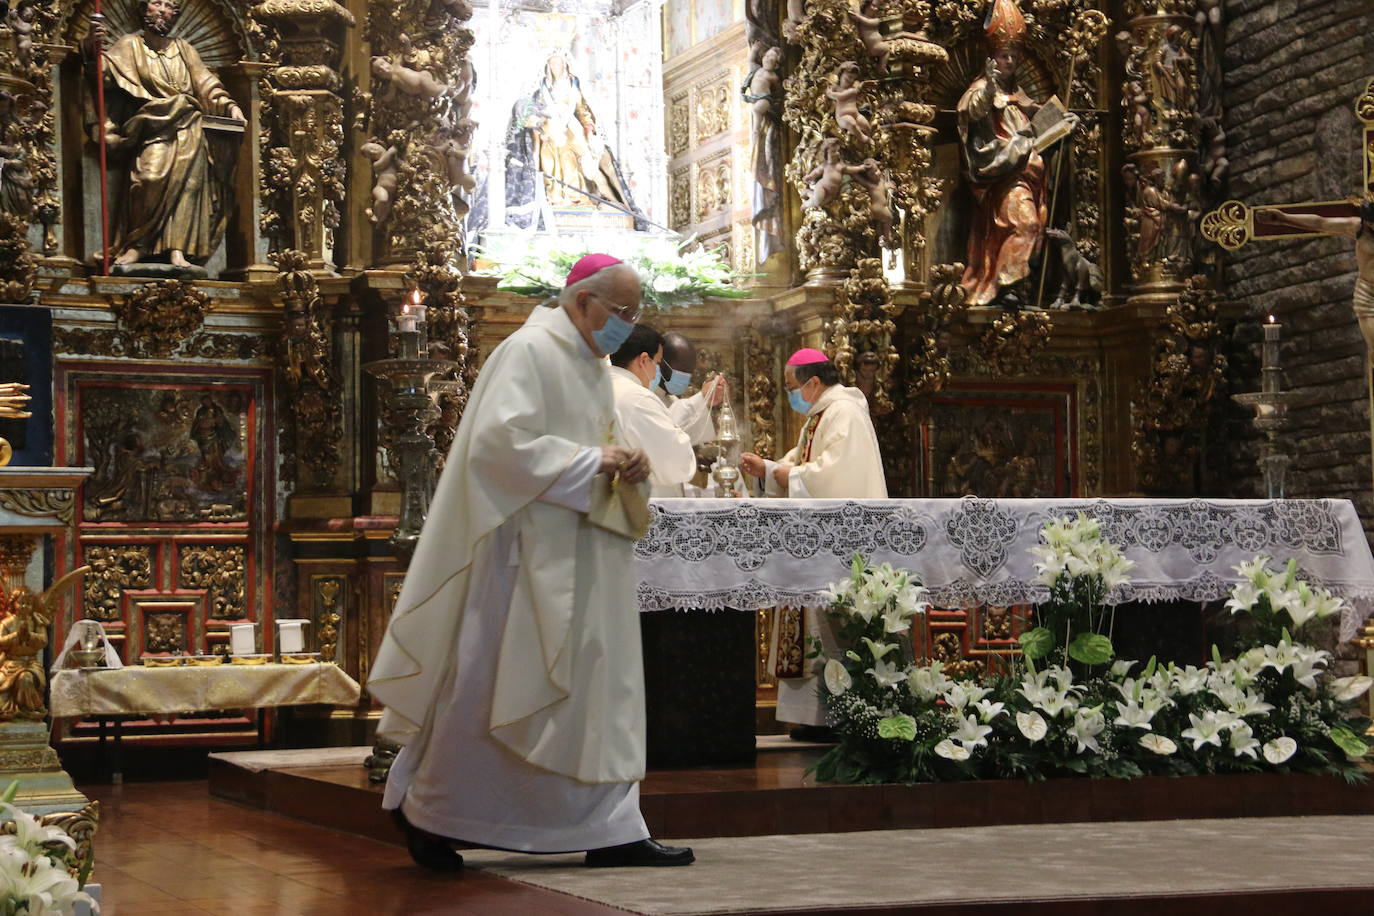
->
[1120, 0, 1202, 307]
[251, 0, 355, 273]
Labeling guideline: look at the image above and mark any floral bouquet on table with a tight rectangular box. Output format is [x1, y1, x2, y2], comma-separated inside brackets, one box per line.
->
[0, 781, 98, 914]
[481, 233, 752, 310]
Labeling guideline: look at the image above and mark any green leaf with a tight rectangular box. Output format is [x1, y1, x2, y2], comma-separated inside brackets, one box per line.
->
[0, 780, 18, 806]
[1067, 632, 1114, 666]
[1019, 627, 1054, 660]
[1329, 726, 1369, 759]
[877, 714, 917, 741]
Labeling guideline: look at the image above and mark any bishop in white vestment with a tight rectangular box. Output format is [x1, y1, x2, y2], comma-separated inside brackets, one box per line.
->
[368, 254, 694, 870]
[741, 348, 887, 729]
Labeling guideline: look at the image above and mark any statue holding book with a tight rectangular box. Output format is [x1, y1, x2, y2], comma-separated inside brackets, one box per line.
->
[84, 0, 244, 276]
[957, 0, 1074, 308]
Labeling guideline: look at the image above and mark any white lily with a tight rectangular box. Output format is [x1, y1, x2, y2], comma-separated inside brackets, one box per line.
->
[894, 586, 930, 619]
[1180, 711, 1225, 750]
[881, 606, 913, 635]
[951, 713, 993, 751]
[1233, 556, 1272, 588]
[1109, 659, 1137, 678]
[1224, 581, 1262, 615]
[1170, 665, 1209, 696]
[973, 699, 1006, 724]
[1262, 640, 1300, 673]
[1068, 706, 1106, 754]
[943, 683, 992, 713]
[1290, 647, 1328, 690]
[1112, 700, 1156, 730]
[1210, 709, 1244, 734]
[1139, 733, 1178, 755]
[1038, 691, 1080, 718]
[1332, 675, 1374, 702]
[1016, 711, 1048, 742]
[862, 637, 899, 661]
[907, 663, 952, 701]
[1228, 689, 1275, 718]
[820, 579, 852, 607]
[866, 657, 905, 690]
[1263, 736, 1297, 764]
[934, 738, 970, 761]
[1229, 722, 1261, 759]
[823, 659, 852, 697]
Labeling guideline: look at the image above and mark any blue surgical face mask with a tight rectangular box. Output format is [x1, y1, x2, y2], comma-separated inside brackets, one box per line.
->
[591, 311, 634, 356]
[788, 386, 811, 415]
[660, 359, 692, 396]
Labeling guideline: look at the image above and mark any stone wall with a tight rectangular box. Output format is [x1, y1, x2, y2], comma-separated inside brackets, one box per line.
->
[1219, 0, 1374, 533]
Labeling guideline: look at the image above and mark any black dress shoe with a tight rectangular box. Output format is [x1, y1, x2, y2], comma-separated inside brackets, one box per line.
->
[391, 807, 464, 872]
[585, 838, 695, 867]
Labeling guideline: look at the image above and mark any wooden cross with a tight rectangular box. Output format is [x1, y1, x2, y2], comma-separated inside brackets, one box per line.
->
[1202, 77, 1373, 251]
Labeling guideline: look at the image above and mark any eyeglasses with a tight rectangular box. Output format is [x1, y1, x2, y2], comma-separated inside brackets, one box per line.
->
[589, 292, 642, 324]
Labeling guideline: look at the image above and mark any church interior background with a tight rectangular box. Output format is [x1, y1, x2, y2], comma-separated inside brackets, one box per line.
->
[0, 0, 1372, 905]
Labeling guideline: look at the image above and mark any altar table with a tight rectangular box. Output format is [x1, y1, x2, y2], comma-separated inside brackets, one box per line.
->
[636, 498, 1374, 641]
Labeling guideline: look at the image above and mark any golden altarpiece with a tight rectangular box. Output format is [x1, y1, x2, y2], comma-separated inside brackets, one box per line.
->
[0, 0, 1355, 749]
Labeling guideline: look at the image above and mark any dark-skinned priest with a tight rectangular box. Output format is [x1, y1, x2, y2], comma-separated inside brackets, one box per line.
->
[740, 347, 887, 736]
[369, 254, 695, 871]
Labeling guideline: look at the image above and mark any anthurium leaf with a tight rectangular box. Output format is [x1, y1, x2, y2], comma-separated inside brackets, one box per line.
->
[1019, 627, 1054, 660]
[877, 714, 917, 741]
[1329, 726, 1369, 759]
[1068, 632, 1114, 666]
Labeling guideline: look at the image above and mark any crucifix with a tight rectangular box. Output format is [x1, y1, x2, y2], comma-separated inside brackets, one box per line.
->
[1201, 76, 1374, 486]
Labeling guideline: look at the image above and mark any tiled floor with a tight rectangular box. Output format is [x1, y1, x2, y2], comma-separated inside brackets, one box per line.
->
[85, 780, 620, 915]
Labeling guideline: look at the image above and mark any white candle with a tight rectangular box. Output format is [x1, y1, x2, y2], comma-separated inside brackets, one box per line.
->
[397, 302, 418, 334]
[1262, 315, 1281, 393]
[230, 623, 256, 656]
[277, 620, 307, 654]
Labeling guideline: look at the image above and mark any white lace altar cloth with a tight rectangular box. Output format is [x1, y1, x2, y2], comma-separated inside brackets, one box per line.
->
[635, 498, 1374, 641]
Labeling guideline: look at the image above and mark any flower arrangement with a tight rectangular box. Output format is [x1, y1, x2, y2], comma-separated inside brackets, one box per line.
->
[478, 232, 751, 310]
[0, 782, 98, 914]
[814, 518, 1371, 786]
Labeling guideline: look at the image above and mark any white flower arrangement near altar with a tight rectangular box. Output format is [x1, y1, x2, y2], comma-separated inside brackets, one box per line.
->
[479, 233, 751, 310]
[0, 782, 97, 914]
[813, 516, 1372, 786]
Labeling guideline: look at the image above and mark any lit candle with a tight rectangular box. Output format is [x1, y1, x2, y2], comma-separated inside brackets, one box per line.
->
[1262, 314, 1281, 393]
[398, 301, 418, 334]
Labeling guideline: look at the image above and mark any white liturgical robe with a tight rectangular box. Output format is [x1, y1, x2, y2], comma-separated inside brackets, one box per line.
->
[612, 367, 698, 498]
[659, 387, 715, 445]
[764, 383, 887, 726]
[370, 303, 649, 852]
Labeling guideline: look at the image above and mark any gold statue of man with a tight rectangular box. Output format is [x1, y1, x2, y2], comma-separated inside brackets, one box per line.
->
[0, 568, 86, 721]
[86, 0, 244, 271]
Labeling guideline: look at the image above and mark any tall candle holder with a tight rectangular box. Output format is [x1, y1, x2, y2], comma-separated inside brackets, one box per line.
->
[364, 292, 459, 562]
[1233, 315, 1304, 498]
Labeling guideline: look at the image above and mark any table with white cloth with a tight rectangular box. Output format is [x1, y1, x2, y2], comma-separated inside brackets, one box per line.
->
[636, 497, 1374, 639]
[50, 663, 362, 781]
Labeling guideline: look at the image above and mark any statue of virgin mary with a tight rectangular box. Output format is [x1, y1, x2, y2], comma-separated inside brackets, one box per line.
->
[504, 52, 637, 228]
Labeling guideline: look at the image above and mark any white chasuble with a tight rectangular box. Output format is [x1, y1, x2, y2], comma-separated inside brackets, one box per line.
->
[764, 384, 887, 725]
[612, 366, 698, 498]
[370, 304, 648, 850]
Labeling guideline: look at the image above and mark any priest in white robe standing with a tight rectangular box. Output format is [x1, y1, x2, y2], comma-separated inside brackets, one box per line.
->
[368, 254, 695, 871]
[740, 347, 887, 734]
[656, 331, 723, 446]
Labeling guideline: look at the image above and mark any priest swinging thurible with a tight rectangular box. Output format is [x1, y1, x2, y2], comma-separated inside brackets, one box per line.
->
[367, 254, 695, 871]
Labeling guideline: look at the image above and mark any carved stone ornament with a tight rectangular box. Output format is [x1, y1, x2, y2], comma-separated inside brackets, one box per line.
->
[0, 489, 76, 525]
[110, 281, 212, 358]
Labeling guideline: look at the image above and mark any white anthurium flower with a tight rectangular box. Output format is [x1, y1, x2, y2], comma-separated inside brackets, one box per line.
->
[862, 637, 899, 662]
[866, 657, 906, 690]
[1170, 665, 1209, 696]
[1228, 689, 1275, 718]
[1068, 707, 1106, 754]
[823, 659, 852, 697]
[1229, 722, 1261, 759]
[1263, 736, 1298, 764]
[1139, 733, 1178, 755]
[973, 699, 1006, 724]
[951, 713, 993, 751]
[934, 738, 970, 761]
[1225, 581, 1262, 615]
[1112, 700, 1156, 730]
[1332, 676, 1374, 702]
[1180, 711, 1225, 751]
[1109, 659, 1137, 679]
[1016, 710, 1048, 742]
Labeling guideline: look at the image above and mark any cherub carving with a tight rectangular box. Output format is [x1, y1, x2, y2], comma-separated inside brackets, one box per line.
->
[371, 55, 449, 101]
[850, 0, 890, 73]
[432, 132, 475, 191]
[360, 140, 400, 223]
[0, 567, 87, 720]
[826, 62, 872, 144]
[851, 158, 893, 240]
[1045, 229, 1103, 309]
[5, 1, 35, 69]
[802, 139, 847, 210]
[783, 0, 805, 37]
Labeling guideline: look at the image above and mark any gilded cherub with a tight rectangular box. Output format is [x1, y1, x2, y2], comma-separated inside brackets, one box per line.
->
[850, 0, 890, 73]
[850, 158, 894, 241]
[0, 567, 88, 721]
[802, 139, 847, 210]
[826, 62, 872, 144]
